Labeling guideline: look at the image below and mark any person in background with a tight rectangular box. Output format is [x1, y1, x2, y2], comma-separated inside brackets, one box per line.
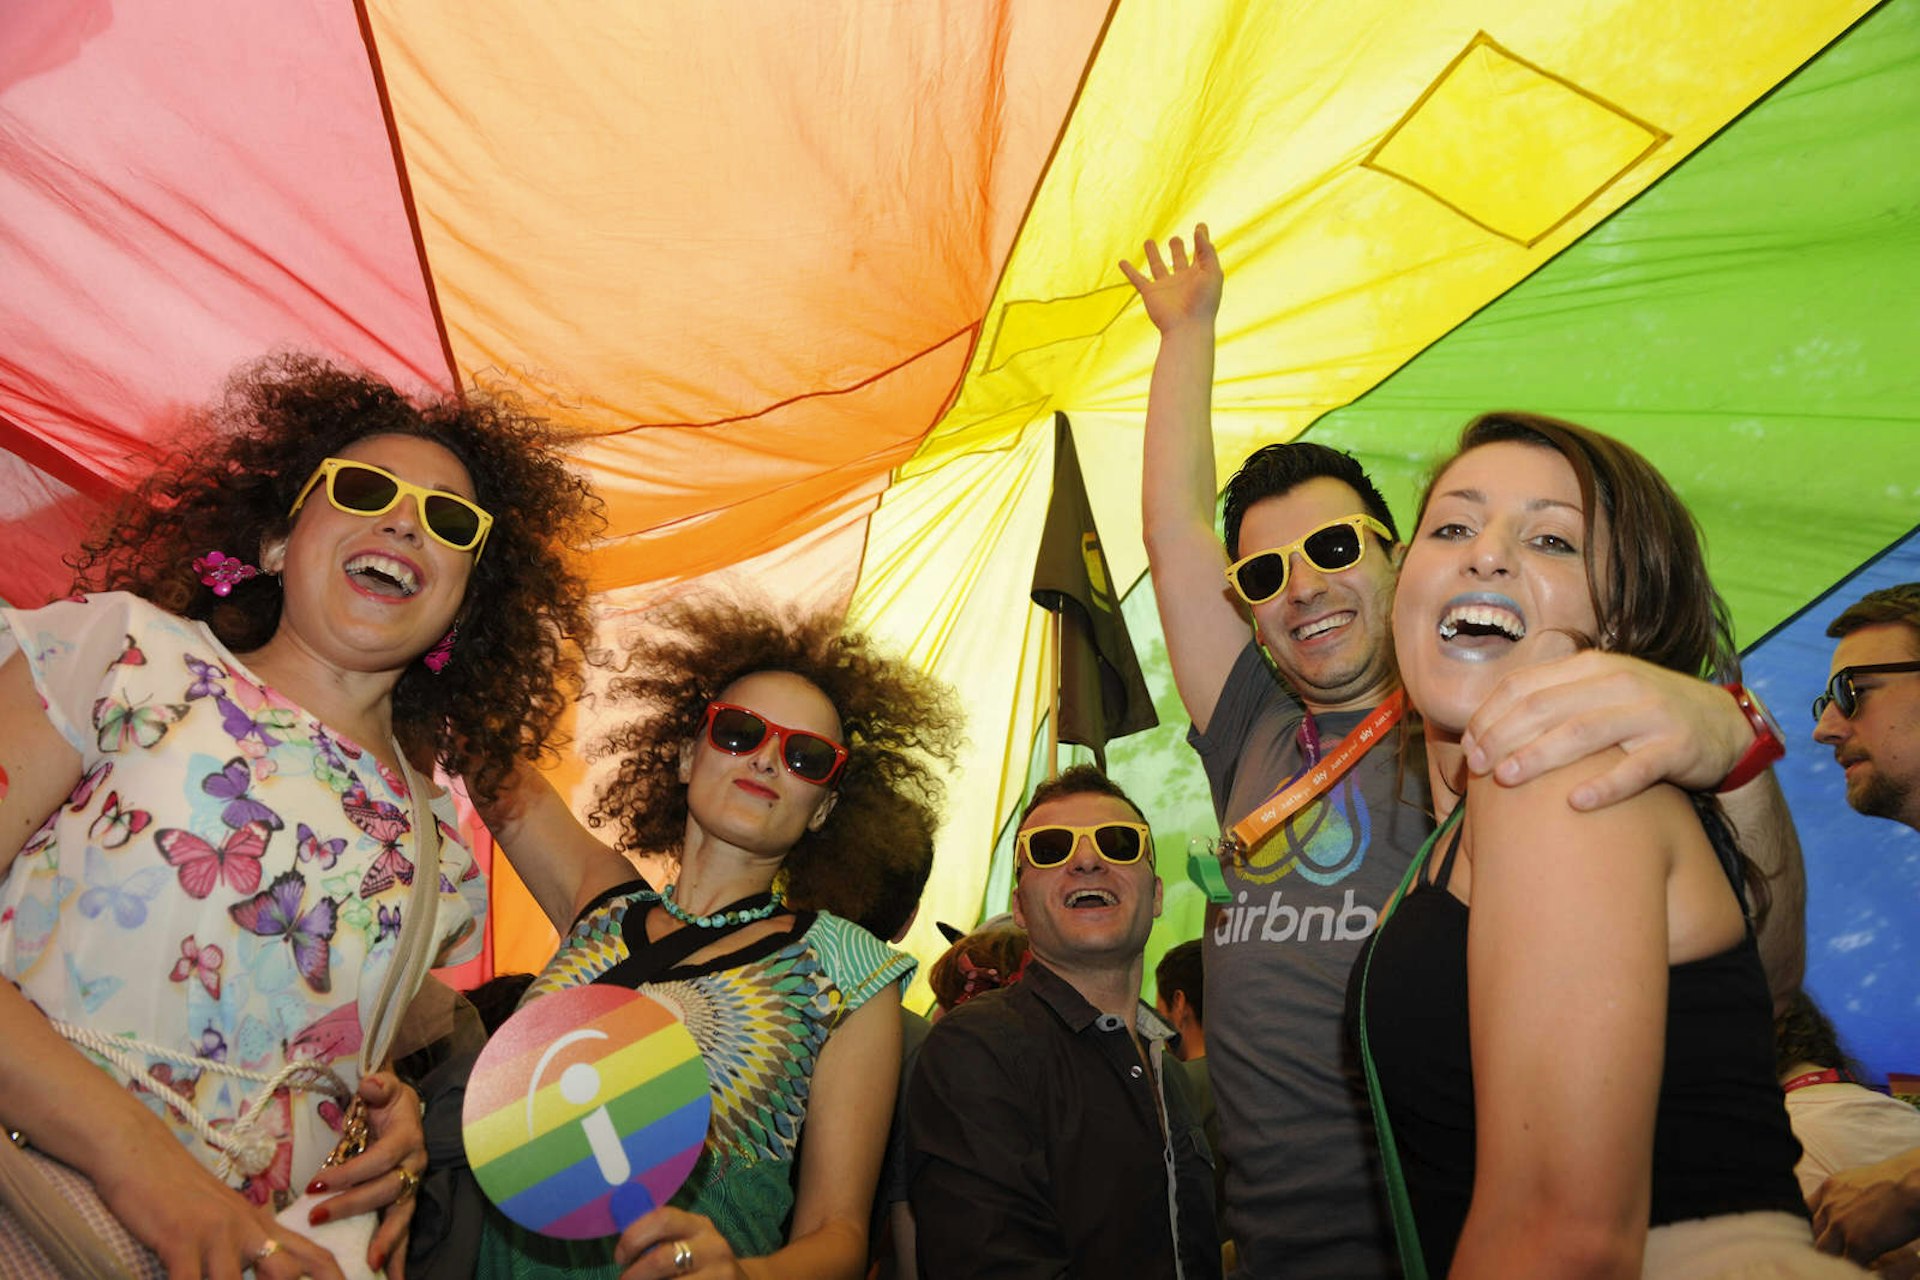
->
[1158, 938, 1227, 1259]
[1806, 583, 1920, 1269]
[853, 809, 937, 1280]
[1775, 988, 1920, 1279]
[909, 766, 1217, 1280]
[926, 918, 1030, 1016]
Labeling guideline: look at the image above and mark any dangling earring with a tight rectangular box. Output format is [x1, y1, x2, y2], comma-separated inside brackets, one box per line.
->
[193, 551, 260, 597]
[423, 624, 458, 674]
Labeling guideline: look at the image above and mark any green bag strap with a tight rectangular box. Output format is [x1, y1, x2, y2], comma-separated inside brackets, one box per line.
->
[1356, 805, 1463, 1280]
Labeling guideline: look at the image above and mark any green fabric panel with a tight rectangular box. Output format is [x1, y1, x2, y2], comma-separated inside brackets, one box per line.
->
[1052, 2, 1919, 995]
[1310, 0, 1920, 648]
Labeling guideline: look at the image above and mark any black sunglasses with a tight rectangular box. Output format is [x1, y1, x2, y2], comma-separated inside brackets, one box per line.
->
[702, 702, 848, 785]
[1812, 662, 1920, 721]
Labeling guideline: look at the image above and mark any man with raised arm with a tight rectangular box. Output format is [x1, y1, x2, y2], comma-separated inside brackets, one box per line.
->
[1121, 225, 1807, 1278]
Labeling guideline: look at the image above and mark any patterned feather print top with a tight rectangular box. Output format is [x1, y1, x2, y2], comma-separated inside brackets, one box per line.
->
[479, 882, 914, 1277]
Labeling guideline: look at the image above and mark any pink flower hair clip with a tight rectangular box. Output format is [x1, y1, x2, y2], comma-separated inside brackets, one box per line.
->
[193, 551, 260, 597]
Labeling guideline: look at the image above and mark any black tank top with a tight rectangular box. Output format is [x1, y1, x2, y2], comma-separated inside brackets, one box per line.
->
[1349, 807, 1807, 1276]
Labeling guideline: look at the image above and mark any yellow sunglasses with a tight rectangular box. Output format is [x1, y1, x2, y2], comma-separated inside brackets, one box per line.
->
[289, 458, 494, 555]
[1017, 821, 1152, 870]
[1225, 514, 1392, 606]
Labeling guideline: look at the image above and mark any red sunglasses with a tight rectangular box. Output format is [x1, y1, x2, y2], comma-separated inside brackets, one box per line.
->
[701, 702, 848, 786]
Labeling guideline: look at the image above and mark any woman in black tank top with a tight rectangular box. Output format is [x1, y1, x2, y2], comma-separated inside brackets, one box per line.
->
[1356, 414, 1857, 1278]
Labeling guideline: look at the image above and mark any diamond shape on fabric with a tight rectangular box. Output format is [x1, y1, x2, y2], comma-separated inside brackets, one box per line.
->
[1364, 31, 1669, 246]
[986, 283, 1135, 372]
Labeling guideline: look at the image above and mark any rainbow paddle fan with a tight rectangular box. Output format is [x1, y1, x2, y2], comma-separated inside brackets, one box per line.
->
[463, 985, 710, 1238]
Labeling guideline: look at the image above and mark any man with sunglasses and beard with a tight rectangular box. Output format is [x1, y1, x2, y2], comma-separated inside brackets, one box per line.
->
[1804, 583, 1920, 1270]
[906, 766, 1220, 1280]
[1122, 226, 1808, 1279]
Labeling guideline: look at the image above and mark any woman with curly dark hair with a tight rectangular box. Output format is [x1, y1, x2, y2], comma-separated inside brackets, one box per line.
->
[474, 596, 962, 1280]
[0, 354, 599, 1279]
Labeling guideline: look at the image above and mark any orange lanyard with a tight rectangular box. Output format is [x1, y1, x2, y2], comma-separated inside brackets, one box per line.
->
[1219, 690, 1406, 861]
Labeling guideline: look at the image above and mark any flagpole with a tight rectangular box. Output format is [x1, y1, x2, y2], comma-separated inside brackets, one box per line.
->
[1047, 608, 1061, 778]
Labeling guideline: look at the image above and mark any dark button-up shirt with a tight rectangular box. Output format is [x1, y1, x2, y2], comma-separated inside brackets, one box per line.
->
[906, 960, 1220, 1279]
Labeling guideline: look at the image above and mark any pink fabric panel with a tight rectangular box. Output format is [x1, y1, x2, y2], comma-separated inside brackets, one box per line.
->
[0, 1, 444, 517]
[0, 453, 100, 607]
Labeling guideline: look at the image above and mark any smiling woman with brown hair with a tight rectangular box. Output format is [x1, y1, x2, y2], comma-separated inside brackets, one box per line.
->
[1353, 413, 1856, 1279]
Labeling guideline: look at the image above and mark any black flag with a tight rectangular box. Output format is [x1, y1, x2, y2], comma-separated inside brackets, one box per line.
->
[1030, 411, 1157, 769]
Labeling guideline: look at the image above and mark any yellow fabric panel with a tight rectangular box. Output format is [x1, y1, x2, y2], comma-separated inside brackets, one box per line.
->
[363, 0, 1114, 592]
[879, 0, 1871, 935]
[847, 415, 1058, 1003]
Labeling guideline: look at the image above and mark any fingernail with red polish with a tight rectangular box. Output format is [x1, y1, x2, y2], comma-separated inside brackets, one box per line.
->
[370, 1247, 387, 1271]
[309, 1204, 331, 1226]
[307, 1178, 328, 1194]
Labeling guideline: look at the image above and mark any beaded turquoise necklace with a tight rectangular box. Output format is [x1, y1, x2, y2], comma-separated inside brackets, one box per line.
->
[658, 881, 785, 929]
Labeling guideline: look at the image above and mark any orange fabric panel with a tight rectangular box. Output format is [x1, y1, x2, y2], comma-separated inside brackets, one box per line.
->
[363, 0, 1113, 591]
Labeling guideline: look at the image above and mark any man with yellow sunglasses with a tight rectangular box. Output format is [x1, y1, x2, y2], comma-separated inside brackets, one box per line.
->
[1125, 225, 1806, 1279]
[907, 766, 1219, 1279]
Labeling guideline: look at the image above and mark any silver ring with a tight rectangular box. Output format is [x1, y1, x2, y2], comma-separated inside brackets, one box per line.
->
[671, 1237, 695, 1273]
[252, 1236, 284, 1263]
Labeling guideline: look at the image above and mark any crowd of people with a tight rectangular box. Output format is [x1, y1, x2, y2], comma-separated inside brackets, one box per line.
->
[0, 228, 1914, 1280]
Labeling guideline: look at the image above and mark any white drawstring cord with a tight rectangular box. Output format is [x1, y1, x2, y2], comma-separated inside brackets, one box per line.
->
[53, 1020, 351, 1180]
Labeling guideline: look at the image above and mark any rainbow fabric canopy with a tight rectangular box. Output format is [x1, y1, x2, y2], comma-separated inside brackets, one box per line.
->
[3, 2, 1916, 1065]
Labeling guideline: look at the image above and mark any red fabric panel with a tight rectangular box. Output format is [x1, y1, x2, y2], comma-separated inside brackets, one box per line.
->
[0, 0, 444, 560]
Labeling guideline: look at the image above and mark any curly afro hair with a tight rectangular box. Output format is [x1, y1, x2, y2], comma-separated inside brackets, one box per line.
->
[586, 596, 963, 928]
[67, 352, 603, 804]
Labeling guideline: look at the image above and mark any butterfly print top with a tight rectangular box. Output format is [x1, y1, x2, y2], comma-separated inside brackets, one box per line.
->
[0, 593, 487, 1208]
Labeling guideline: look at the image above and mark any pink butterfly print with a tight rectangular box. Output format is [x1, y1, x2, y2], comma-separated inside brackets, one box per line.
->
[20, 809, 59, 861]
[68, 760, 112, 811]
[201, 757, 282, 831]
[169, 934, 224, 999]
[112, 634, 147, 668]
[294, 822, 346, 871]
[212, 1091, 292, 1208]
[155, 820, 271, 899]
[343, 782, 413, 897]
[288, 1003, 363, 1065]
[88, 791, 154, 849]
[228, 871, 337, 994]
[182, 654, 225, 700]
[140, 1062, 200, 1123]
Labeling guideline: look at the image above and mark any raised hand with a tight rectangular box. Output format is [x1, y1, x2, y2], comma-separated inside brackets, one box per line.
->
[1119, 224, 1222, 334]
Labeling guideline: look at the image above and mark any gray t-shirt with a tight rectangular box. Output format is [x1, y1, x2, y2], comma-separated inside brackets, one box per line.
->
[1189, 642, 1430, 1279]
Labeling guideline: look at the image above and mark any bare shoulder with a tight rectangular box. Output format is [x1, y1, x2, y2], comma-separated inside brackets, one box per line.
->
[1469, 745, 1691, 860]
